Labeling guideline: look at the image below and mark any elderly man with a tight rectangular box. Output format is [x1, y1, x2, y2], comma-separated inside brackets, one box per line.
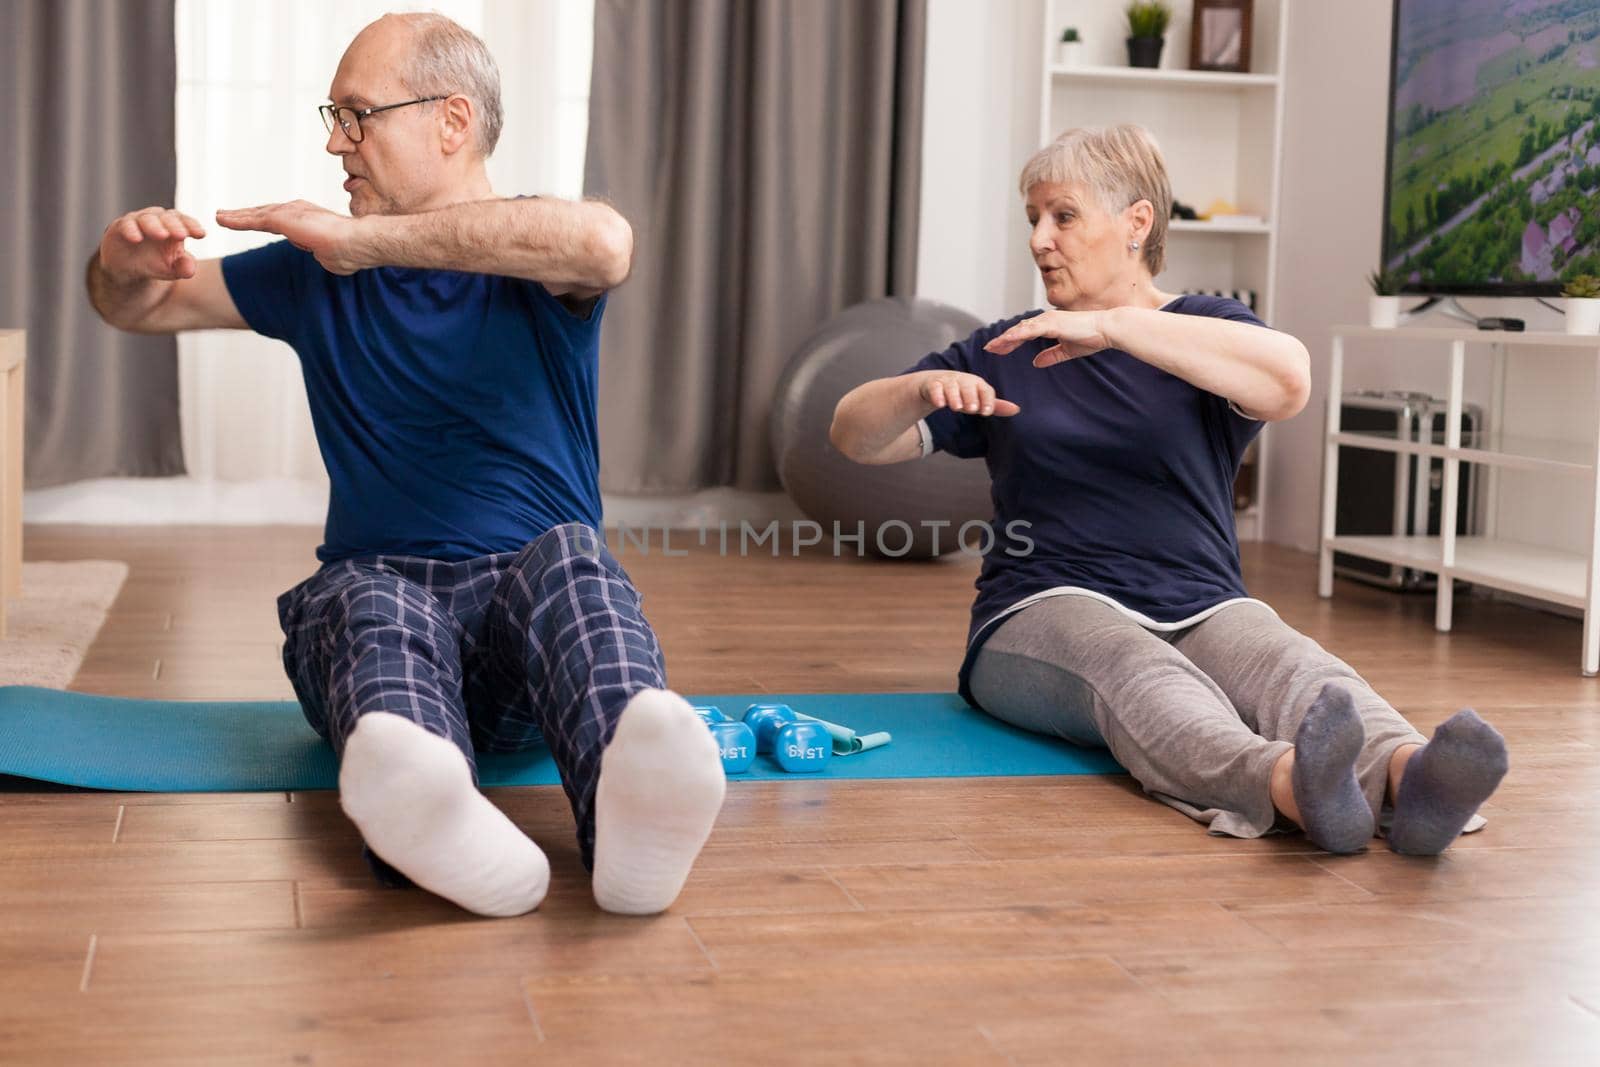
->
[86, 12, 724, 918]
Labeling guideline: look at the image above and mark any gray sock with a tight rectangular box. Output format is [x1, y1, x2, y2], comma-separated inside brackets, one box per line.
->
[1291, 684, 1375, 854]
[1388, 709, 1508, 856]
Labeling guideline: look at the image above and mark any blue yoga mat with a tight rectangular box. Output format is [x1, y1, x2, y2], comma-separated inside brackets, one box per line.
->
[0, 686, 1123, 792]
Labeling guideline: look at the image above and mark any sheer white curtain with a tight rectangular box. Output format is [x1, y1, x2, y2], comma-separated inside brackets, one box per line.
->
[172, 0, 593, 506]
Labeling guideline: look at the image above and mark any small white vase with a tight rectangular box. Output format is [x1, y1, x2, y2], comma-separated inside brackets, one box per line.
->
[1369, 295, 1400, 328]
[1566, 298, 1600, 335]
[1057, 40, 1084, 68]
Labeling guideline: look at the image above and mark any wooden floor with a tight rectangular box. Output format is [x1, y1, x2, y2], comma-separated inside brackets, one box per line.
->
[6, 526, 1600, 1066]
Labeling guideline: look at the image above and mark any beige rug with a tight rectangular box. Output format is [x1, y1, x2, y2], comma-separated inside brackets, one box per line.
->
[0, 561, 129, 688]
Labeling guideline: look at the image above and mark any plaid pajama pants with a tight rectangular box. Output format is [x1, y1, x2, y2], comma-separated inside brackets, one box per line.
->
[278, 523, 666, 871]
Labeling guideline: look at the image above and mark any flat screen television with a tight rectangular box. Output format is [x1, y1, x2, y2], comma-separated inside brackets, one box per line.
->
[1382, 0, 1600, 296]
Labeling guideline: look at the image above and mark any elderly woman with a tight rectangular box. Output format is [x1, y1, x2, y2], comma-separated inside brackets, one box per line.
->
[830, 125, 1507, 854]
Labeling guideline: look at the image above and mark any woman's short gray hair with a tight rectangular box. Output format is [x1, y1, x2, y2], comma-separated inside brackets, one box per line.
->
[1018, 125, 1172, 276]
[394, 13, 504, 158]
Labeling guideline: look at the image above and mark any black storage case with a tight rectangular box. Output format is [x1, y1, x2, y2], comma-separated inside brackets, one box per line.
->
[1333, 390, 1482, 591]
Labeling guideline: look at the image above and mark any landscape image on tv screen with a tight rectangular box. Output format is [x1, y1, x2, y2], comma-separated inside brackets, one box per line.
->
[1384, 0, 1600, 293]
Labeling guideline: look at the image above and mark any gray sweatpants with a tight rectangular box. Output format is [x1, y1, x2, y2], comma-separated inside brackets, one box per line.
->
[967, 596, 1427, 838]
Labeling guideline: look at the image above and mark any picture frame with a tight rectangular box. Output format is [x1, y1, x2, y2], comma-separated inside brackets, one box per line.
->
[1190, 0, 1252, 73]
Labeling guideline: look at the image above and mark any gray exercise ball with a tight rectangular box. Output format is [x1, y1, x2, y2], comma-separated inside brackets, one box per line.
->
[772, 297, 994, 559]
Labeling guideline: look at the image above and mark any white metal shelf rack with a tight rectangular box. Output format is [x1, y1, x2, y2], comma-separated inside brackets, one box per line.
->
[1319, 325, 1600, 674]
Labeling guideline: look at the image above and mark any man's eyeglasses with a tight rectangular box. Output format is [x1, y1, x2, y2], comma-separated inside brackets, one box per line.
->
[319, 96, 450, 143]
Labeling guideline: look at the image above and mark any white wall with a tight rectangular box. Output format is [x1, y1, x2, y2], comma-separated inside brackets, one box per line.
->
[915, 0, 1045, 324]
[1268, 0, 1395, 552]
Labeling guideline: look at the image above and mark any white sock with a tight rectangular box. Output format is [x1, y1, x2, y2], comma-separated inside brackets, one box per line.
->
[592, 688, 727, 915]
[338, 712, 550, 918]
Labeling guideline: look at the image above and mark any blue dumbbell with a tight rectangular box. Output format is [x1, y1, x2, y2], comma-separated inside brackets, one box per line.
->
[773, 721, 831, 773]
[742, 703, 797, 754]
[693, 705, 728, 724]
[709, 720, 756, 774]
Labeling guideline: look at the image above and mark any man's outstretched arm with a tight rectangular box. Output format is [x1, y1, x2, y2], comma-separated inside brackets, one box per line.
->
[216, 196, 633, 299]
[87, 205, 247, 333]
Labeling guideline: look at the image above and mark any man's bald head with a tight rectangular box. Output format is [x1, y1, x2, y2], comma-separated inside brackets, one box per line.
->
[324, 12, 503, 216]
[342, 12, 504, 159]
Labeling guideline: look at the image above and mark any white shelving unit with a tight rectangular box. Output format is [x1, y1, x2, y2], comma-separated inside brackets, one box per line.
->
[1168, 219, 1274, 236]
[1319, 325, 1600, 674]
[1043, 65, 1280, 91]
[1039, 1, 1289, 541]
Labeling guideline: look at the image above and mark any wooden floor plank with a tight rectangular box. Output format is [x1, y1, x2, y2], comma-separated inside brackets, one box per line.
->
[0, 934, 94, 997]
[983, 1008, 1364, 1067]
[827, 853, 1375, 910]
[1226, 894, 1600, 949]
[686, 899, 1279, 968]
[0, 976, 539, 1067]
[1118, 939, 1600, 1013]
[1319, 1000, 1600, 1067]
[520, 957, 1156, 1064]
[0, 804, 119, 847]
[116, 799, 348, 843]
[0, 838, 370, 889]
[85, 921, 713, 991]
[1309, 845, 1600, 902]
[7, 883, 296, 936]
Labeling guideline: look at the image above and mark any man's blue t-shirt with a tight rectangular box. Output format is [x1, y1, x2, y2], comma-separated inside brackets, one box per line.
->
[902, 295, 1266, 691]
[222, 239, 604, 563]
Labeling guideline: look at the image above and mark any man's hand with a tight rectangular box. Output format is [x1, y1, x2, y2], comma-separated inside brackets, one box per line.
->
[216, 200, 365, 275]
[983, 310, 1112, 367]
[98, 206, 207, 283]
[87, 206, 246, 333]
[916, 370, 1020, 417]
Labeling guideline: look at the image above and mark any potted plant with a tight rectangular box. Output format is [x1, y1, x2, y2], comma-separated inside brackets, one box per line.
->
[1125, 1, 1171, 68]
[1367, 267, 1402, 328]
[1563, 274, 1600, 334]
[1057, 27, 1084, 68]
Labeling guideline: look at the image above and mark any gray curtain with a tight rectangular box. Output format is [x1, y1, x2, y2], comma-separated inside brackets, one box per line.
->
[0, 0, 184, 488]
[585, 0, 926, 493]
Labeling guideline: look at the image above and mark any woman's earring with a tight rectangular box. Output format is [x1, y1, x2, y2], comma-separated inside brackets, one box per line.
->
[1129, 240, 1141, 251]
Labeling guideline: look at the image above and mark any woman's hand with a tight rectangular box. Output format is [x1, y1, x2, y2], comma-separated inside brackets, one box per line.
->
[916, 371, 1020, 417]
[983, 310, 1111, 367]
[984, 305, 1310, 421]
